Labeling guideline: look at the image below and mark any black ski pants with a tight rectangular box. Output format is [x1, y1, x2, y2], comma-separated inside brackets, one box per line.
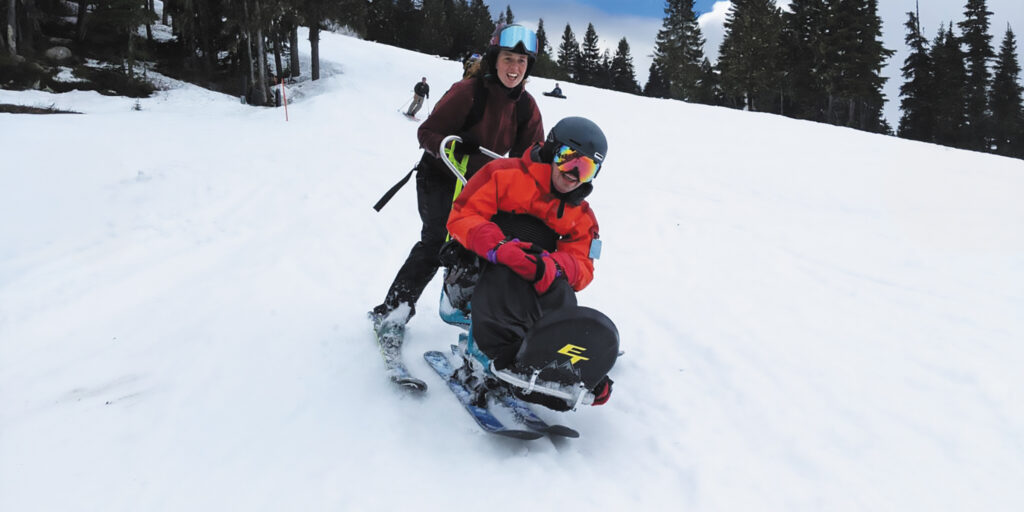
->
[470, 263, 577, 369]
[379, 170, 456, 316]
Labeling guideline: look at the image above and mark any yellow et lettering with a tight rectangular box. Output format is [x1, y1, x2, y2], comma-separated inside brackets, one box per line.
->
[557, 344, 590, 365]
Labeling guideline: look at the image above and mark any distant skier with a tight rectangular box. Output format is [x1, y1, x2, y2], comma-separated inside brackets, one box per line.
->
[446, 117, 615, 411]
[405, 77, 430, 118]
[543, 83, 565, 99]
[371, 23, 544, 330]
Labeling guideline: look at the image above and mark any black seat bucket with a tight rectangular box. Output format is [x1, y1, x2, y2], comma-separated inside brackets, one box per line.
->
[512, 306, 618, 390]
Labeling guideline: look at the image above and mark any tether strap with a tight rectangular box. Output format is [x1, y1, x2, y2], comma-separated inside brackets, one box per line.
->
[372, 167, 415, 212]
[373, 78, 532, 212]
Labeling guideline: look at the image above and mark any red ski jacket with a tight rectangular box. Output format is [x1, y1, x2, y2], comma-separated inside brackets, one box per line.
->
[447, 147, 599, 291]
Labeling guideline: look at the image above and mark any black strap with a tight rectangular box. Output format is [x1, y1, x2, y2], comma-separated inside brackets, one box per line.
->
[514, 90, 532, 147]
[459, 78, 490, 133]
[372, 167, 415, 212]
[373, 79, 534, 212]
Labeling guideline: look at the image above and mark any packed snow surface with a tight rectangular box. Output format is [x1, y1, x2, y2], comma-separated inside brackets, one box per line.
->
[2, 28, 1023, 512]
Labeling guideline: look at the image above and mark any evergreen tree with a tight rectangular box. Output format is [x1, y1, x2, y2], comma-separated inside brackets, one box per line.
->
[365, 0, 397, 45]
[532, 18, 553, 71]
[557, 23, 580, 81]
[467, 0, 494, 51]
[536, 18, 549, 57]
[958, 0, 995, 150]
[819, 1, 857, 122]
[161, 0, 224, 78]
[597, 49, 614, 89]
[651, 0, 707, 102]
[420, 0, 453, 56]
[931, 23, 969, 147]
[854, 0, 896, 132]
[532, 18, 560, 78]
[717, 0, 784, 112]
[989, 26, 1023, 157]
[898, 6, 935, 142]
[91, 0, 159, 79]
[818, 0, 893, 131]
[4, 0, 15, 56]
[392, 0, 421, 50]
[504, 5, 514, 25]
[609, 37, 640, 94]
[782, 0, 828, 120]
[643, 62, 670, 98]
[447, 0, 476, 58]
[696, 57, 722, 105]
[578, 23, 602, 85]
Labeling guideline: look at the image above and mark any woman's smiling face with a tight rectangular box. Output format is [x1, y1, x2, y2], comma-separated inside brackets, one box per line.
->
[495, 50, 529, 89]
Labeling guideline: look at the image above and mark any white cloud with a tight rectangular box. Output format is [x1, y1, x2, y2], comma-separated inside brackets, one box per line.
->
[697, 0, 736, 64]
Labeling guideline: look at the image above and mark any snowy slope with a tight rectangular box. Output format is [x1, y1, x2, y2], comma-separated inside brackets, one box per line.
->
[2, 29, 1024, 512]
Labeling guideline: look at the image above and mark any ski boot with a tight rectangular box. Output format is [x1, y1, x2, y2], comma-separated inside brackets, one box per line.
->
[452, 331, 500, 407]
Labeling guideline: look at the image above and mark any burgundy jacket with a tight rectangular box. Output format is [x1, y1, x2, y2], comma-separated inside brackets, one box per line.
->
[417, 77, 544, 182]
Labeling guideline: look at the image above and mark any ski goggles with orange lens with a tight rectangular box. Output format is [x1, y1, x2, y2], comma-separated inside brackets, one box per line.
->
[554, 145, 601, 183]
[495, 25, 538, 56]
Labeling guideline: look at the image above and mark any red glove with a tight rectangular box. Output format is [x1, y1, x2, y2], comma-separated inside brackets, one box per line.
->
[591, 376, 613, 406]
[533, 253, 561, 295]
[488, 240, 542, 282]
[464, 222, 506, 257]
[550, 251, 580, 288]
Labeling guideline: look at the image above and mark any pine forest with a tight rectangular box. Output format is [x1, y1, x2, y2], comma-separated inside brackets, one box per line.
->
[2, 0, 1022, 158]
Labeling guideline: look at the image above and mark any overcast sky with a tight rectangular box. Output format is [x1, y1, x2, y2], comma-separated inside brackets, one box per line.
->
[498, 0, 1023, 125]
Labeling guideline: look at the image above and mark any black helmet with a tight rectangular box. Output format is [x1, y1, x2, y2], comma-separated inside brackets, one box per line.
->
[542, 116, 608, 179]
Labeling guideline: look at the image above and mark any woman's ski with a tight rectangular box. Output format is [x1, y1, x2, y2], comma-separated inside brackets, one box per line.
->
[373, 321, 427, 392]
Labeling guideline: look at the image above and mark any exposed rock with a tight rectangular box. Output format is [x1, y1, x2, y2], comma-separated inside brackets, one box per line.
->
[45, 46, 73, 63]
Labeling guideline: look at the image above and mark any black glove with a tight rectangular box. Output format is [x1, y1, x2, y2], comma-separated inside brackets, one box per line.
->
[591, 376, 613, 406]
[453, 132, 480, 158]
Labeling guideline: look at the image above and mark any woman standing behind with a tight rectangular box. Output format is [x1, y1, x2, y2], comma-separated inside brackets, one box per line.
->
[371, 24, 545, 329]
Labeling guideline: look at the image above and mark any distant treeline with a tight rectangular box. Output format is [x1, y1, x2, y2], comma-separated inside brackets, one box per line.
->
[640, 0, 1022, 159]
[2, 0, 1020, 158]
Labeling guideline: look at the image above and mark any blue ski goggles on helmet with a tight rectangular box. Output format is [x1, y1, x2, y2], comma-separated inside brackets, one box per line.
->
[496, 25, 538, 56]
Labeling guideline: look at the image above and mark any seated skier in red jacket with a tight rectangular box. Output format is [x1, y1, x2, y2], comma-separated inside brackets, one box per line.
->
[446, 117, 614, 410]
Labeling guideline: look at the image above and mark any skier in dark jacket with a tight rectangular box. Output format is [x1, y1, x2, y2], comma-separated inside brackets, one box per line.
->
[371, 24, 545, 328]
[405, 77, 430, 117]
